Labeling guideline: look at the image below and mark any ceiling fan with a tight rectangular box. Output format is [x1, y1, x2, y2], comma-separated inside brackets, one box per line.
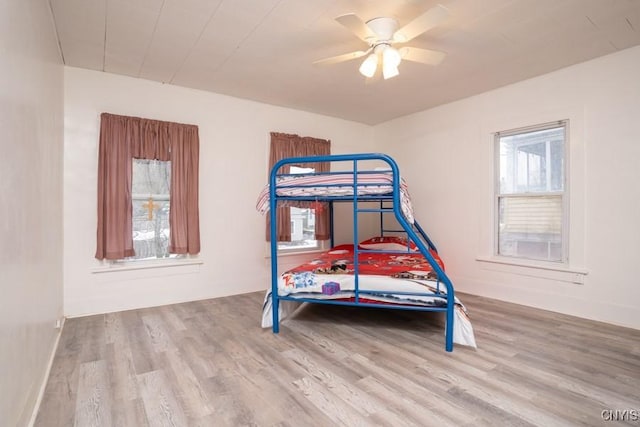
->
[314, 4, 449, 80]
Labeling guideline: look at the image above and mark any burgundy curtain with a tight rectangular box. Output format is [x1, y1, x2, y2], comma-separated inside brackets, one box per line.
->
[96, 113, 200, 260]
[266, 132, 331, 242]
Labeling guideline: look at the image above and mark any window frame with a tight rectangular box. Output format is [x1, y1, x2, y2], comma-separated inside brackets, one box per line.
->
[493, 120, 569, 264]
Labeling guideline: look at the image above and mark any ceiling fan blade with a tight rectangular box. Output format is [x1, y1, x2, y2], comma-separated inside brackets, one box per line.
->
[312, 50, 369, 66]
[399, 47, 446, 65]
[335, 13, 375, 41]
[393, 4, 449, 43]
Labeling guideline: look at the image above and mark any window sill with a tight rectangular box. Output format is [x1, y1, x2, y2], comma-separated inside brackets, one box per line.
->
[264, 247, 326, 259]
[91, 258, 203, 274]
[475, 256, 588, 284]
[264, 240, 330, 259]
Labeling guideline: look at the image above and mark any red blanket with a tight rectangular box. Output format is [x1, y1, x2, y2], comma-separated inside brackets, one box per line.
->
[286, 244, 444, 279]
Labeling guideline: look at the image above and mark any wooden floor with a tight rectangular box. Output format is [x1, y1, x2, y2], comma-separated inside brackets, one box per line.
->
[35, 292, 640, 427]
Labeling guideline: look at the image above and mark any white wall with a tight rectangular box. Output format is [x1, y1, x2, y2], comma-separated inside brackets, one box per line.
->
[375, 46, 640, 330]
[64, 67, 377, 317]
[0, 1, 64, 425]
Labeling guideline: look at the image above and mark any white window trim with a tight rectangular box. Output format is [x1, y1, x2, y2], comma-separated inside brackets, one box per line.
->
[265, 239, 330, 259]
[475, 255, 587, 284]
[493, 120, 569, 265]
[92, 256, 202, 274]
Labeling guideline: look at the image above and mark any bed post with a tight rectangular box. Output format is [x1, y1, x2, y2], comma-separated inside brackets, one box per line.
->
[269, 163, 280, 334]
[445, 293, 454, 352]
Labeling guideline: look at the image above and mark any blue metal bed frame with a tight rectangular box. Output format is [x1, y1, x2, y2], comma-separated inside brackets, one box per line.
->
[268, 153, 456, 351]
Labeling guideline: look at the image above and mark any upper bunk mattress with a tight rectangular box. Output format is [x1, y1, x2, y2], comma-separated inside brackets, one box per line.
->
[255, 172, 415, 223]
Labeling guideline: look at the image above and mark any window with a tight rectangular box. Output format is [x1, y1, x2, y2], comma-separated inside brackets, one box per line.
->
[278, 166, 320, 251]
[95, 113, 200, 261]
[266, 131, 330, 250]
[130, 159, 174, 260]
[495, 121, 567, 262]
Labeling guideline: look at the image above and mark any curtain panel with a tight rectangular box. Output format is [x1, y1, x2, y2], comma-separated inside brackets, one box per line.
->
[95, 113, 200, 260]
[266, 132, 331, 242]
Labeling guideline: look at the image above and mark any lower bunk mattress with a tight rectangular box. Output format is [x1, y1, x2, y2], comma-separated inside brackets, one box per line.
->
[261, 244, 477, 348]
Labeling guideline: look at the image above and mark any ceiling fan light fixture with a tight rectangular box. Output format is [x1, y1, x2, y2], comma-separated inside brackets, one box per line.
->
[382, 63, 399, 80]
[383, 46, 402, 68]
[359, 53, 378, 78]
[378, 45, 401, 79]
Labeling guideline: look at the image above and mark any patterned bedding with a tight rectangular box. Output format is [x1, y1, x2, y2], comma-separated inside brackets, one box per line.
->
[261, 244, 477, 348]
[255, 172, 415, 223]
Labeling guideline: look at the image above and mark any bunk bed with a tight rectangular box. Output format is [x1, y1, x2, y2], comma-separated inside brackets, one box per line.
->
[256, 153, 476, 351]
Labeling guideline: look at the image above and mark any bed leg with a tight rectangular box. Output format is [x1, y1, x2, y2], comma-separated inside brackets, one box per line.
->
[272, 294, 280, 334]
[445, 305, 453, 352]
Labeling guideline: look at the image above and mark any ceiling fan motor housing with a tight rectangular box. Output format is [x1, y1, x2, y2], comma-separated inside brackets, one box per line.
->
[365, 17, 399, 42]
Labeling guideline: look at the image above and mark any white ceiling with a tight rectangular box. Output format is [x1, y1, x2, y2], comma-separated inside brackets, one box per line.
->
[50, 0, 640, 124]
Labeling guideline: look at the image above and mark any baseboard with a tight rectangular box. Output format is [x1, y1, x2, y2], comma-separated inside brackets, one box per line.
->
[64, 287, 267, 319]
[27, 317, 65, 427]
[453, 275, 640, 331]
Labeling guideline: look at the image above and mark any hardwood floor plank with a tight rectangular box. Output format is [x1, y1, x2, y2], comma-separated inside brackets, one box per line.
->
[79, 316, 107, 364]
[446, 386, 535, 427]
[356, 375, 456, 427]
[141, 313, 176, 354]
[282, 348, 383, 417]
[173, 336, 219, 379]
[104, 313, 124, 345]
[293, 376, 370, 426]
[251, 361, 340, 426]
[286, 317, 364, 360]
[158, 305, 188, 333]
[122, 311, 161, 375]
[105, 341, 138, 403]
[353, 353, 477, 425]
[137, 370, 188, 427]
[160, 347, 214, 419]
[74, 360, 113, 427]
[111, 398, 149, 427]
[281, 324, 365, 383]
[417, 362, 572, 426]
[35, 319, 83, 426]
[203, 372, 283, 426]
